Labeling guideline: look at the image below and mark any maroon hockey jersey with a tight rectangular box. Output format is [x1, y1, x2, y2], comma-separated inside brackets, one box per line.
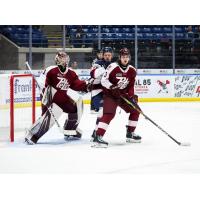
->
[101, 62, 136, 98]
[44, 66, 87, 93]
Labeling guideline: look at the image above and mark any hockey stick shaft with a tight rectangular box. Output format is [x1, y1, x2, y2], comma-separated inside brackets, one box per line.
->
[25, 62, 64, 134]
[121, 96, 184, 146]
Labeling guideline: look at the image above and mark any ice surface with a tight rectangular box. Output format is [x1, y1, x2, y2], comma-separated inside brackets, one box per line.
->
[0, 102, 200, 173]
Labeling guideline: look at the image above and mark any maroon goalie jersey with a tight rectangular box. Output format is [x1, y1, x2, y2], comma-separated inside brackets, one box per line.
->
[101, 62, 136, 98]
[44, 66, 87, 92]
[42, 66, 87, 109]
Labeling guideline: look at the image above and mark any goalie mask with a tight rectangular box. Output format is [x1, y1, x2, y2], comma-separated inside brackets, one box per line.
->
[55, 51, 70, 72]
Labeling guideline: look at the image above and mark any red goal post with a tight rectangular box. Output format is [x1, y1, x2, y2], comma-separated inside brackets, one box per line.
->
[9, 74, 36, 142]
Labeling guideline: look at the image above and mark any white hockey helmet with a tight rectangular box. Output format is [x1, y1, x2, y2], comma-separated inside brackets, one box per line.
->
[55, 51, 70, 67]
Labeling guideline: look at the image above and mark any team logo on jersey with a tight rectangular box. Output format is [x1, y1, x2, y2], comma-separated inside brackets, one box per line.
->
[56, 77, 70, 90]
[116, 77, 129, 89]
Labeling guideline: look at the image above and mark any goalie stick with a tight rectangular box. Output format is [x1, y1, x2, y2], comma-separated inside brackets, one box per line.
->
[25, 61, 64, 134]
[121, 96, 191, 146]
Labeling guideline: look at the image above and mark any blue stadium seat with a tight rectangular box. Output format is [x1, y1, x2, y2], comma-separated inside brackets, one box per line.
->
[113, 28, 120, 33]
[137, 33, 144, 39]
[115, 33, 125, 39]
[164, 33, 172, 38]
[85, 33, 93, 43]
[93, 33, 98, 39]
[163, 27, 172, 33]
[144, 33, 154, 39]
[125, 33, 134, 39]
[86, 33, 93, 38]
[88, 28, 98, 33]
[122, 28, 131, 33]
[107, 33, 116, 39]
[175, 33, 185, 39]
[154, 33, 164, 39]
[4, 27, 16, 34]
[70, 29, 77, 34]
[142, 27, 151, 33]
[16, 27, 27, 34]
[101, 33, 109, 39]
[102, 28, 110, 33]
[137, 27, 141, 33]
[82, 28, 88, 33]
[175, 27, 184, 33]
[152, 27, 163, 33]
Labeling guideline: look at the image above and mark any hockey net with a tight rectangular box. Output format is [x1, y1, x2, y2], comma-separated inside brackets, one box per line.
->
[0, 74, 38, 143]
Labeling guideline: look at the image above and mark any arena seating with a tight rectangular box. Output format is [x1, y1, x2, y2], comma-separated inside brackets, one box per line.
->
[1, 25, 199, 49]
[67, 25, 200, 48]
[0, 25, 48, 47]
[1, 25, 199, 69]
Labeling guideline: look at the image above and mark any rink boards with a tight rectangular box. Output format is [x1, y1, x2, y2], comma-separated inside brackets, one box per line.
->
[0, 73, 200, 110]
[78, 73, 200, 103]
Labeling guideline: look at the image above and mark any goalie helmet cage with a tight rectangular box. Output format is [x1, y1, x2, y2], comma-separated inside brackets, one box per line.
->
[9, 74, 36, 142]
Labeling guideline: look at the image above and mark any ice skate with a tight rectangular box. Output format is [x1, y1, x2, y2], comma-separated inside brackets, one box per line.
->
[91, 134, 108, 148]
[64, 128, 82, 141]
[90, 130, 96, 142]
[126, 131, 141, 143]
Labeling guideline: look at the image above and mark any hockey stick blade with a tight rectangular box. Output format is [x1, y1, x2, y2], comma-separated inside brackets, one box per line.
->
[121, 96, 191, 147]
[180, 142, 191, 146]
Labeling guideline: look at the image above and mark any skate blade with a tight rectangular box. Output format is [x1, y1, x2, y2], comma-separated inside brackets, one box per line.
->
[126, 138, 141, 143]
[64, 136, 81, 141]
[91, 142, 108, 148]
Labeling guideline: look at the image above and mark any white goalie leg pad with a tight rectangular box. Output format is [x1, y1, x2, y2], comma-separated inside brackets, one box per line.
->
[28, 103, 63, 139]
[42, 86, 57, 106]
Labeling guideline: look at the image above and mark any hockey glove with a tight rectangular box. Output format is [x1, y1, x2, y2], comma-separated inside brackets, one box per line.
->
[86, 78, 94, 92]
[133, 94, 138, 103]
[110, 85, 121, 97]
[121, 94, 139, 106]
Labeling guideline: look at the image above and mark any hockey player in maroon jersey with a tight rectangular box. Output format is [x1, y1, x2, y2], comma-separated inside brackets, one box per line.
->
[92, 48, 141, 148]
[25, 51, 92, 144]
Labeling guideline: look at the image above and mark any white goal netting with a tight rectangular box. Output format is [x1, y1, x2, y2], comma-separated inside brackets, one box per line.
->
[0, 74, 41, 142]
